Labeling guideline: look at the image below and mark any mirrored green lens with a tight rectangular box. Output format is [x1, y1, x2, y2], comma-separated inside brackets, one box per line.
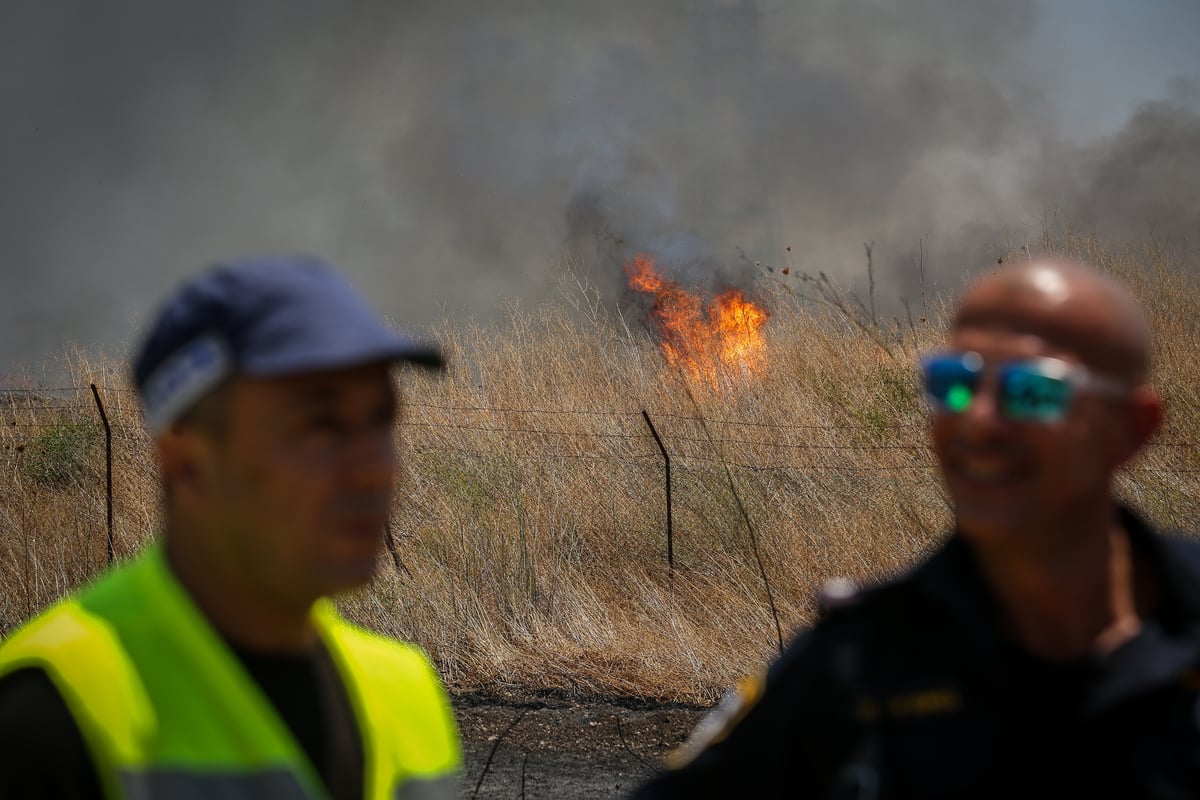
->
[945, 383, 973, 413]
[1001, 366, 1072, 421]
[923, 355, 980, 413]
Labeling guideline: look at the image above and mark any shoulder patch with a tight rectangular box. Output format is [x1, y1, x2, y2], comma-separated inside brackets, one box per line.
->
[665, 670, 765, 770]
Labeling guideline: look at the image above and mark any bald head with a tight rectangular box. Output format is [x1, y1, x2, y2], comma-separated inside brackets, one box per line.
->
[954, 259, 1152, 383]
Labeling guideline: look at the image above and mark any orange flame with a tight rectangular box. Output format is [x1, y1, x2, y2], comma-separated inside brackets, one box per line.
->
[625, 254, 769, 386]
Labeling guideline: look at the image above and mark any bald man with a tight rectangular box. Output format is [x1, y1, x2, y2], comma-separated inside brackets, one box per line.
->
[632, 259, 1200, 798]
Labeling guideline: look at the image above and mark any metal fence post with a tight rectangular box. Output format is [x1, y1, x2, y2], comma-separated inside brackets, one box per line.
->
[641, 410, 672, 576]
[90, 384, 114, 565]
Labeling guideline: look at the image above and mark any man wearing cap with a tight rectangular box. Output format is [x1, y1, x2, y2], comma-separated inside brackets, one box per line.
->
[0, 257, 461, 798]
[632, 257, 1200, 797]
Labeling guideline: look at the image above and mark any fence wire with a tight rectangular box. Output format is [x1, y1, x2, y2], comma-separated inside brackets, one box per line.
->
[2, 384, 1198, 570]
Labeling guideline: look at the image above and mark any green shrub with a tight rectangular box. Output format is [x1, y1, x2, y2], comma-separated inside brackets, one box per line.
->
[21, 419, 99, 490]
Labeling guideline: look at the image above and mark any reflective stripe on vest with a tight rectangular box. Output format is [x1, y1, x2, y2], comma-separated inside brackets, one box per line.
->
[116, 771, 457, 800]
[0, 544, 461, 799]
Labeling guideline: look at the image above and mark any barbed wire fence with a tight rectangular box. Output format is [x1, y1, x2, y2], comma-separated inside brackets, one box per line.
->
[1, 384, 1198, 595]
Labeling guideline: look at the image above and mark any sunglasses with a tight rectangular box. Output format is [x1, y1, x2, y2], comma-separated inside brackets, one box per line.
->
[920, 351, 1129, 422]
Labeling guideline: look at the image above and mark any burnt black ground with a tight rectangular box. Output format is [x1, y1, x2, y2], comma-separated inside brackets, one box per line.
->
[452, 690, 708, 799]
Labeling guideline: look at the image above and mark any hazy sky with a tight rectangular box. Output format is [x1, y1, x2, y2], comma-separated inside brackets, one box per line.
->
[2, 0, 1198, 378]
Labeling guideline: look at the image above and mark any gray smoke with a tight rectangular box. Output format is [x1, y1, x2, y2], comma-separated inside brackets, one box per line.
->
[1042, 80, 1200, 246]
[1, 1, 1197, 376]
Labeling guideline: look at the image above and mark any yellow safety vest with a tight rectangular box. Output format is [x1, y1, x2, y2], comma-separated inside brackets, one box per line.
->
[0, 544, 461, 799]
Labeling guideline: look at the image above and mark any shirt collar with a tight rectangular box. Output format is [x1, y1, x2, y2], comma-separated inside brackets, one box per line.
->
[917, 504, 1200, 663]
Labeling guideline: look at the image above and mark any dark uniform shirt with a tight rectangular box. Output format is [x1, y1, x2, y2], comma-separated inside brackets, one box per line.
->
[633, 508, 1200, 799]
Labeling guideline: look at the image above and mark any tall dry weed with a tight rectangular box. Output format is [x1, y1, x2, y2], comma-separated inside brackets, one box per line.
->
[2, 232, 1197, 702]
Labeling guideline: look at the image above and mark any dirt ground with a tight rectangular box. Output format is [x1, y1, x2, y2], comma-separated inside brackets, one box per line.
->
[452, 690, 709, 799]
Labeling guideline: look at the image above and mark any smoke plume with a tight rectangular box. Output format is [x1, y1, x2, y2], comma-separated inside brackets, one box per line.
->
[1, 1, 1197, 375]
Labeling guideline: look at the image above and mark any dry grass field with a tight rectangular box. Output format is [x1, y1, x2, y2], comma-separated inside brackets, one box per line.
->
[2, 231, 1198, 704]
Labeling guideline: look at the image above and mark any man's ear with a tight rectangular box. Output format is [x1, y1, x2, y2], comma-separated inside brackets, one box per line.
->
[156, 425, 212, 503]
[1114, 385, 1164, 467]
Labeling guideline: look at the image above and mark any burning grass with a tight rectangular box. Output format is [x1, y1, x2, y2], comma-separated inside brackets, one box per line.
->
[2, 232, 1198, 702]
[625, 253, 770, 387]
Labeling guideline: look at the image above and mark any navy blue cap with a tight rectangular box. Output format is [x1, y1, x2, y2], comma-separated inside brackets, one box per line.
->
[133, 255, 442, 432]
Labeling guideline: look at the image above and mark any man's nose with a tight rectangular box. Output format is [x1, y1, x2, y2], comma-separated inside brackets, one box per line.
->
[957, 379, 1009, 436]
